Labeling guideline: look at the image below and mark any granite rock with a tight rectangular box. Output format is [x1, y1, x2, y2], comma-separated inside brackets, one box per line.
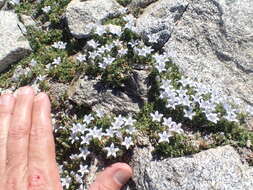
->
[65, 0, 124, 38]
[164, 0, 253, 112]
[0, 11, 31, 73]
[131, 145, 253, 190]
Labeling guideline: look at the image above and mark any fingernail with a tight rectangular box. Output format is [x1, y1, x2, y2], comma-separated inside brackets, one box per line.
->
[0, 94, 13, 105]
[34, 93, 46, 102]
[113, 170, 131, 185]
[17, 86, 33, 95]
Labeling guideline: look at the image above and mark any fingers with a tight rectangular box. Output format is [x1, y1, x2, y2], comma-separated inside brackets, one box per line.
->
[6, 86, 35, 188]
[28, 92, 62, 190]
[89, 163, 133, 190]
[0, 94, 15, 174]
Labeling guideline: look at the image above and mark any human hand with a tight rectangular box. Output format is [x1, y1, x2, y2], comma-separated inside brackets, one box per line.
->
[0, 86, 132, 190]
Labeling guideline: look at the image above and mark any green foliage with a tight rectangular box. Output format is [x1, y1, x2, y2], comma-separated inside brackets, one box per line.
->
[102, 16, 126, 27]
[153, 134, 199, 158]
[116, 0, 132, 7]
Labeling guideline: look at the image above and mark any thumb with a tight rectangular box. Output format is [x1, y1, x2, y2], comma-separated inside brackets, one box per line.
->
[89, 163, 133, 190]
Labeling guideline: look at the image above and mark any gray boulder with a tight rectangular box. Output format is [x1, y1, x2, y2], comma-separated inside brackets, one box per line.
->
[65, 0, 124, 39]
[0, 11, 31, 72]
[128, 0, 157, 9]
[0, 0, 5, 9]
[131, 145, 253, 190]
[164, 0, 253, 112]
[67, 69, 149, 115]
[135, 0, 189, 49]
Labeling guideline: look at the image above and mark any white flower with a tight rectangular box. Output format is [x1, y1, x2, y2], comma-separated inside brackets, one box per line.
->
[104, 127, 115, 137]
[103, 56, 115, 66]
[118, 48, 128, 56]
[122, 136, 134, 150]
[150, 111, 163, 122]
[80, 135, 92, 145]
[61, 176, 72, 189]
[87, 126, 103, 140]
[70, 154, 79, 160]
[224, 111, 238, 123]
[148, 34, 159, 43]
[113, 39, 123, 47]
[36, 75, 46, 81]
[135, 46, 153, 56]
[42, 6, 51, 13]
[155, 62, 166, 73]
[125, 126, 137, 135]
[76, 54, 86, 62]
[163, 117, 173, 127]
[83, 114, 94, 124]
[69, 133, 79, 144]
[29, 59, 37, 67]
[128, 40, 139, 48]
[124, 116, 136, 126]
[78, 165, 89, 177]
[106, 25, 122, 36]
[89, 51, 100, 59]
[98, 62, 108, 69]
[158, 131, 172, 143]
[87, 39, 100, 49]
[52, 57, 61, 65]
[78, 147, 90, 160]
[52, 41, 67, 49]
[95, 109, 105, 118]
[111, 120, 124, 130]
[184, 108, 196, 120]
[206, 112, 219, 124]
[153, 53, 168, 64]
[95, 25, 106, 36]
[104, 143, 119, 158]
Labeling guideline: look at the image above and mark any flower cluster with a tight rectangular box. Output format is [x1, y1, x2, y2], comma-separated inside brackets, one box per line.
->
[159, 77, 241, 124]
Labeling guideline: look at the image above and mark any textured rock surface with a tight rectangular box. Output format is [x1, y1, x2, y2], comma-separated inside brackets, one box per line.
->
[65, 0, 123, 38]
[164, 0, 253, 111]
[0, 11, 31, 72]
[67, 70, 149, 114]
[128, 0, 157, 9]
[131, 145, 253, 190]
[135, 0, 189, 49]
[0, 0, 5, 9]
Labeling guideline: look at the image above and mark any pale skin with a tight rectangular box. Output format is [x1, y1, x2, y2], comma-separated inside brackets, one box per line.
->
[0, 86, 132, 190]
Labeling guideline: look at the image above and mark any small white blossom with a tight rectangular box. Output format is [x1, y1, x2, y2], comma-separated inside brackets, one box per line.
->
[206, 112, 219, 124]
[78, 147, 90, 160]
[124, 116, 136, 126]
[52, 41, 67, 49]
[104, 143, 119, 158]
[158, 131, 173, 143]
[83, 114, 94, 124]
[29, 59, 37, 67]
[76, 54, 86, 62]
[184, 108, 196, 120]
[42, 6, 51, 13]
[155, 62, 166, 73]
[52, 57, 61, 65]
[61, 176, 72, 189]
[122, 136, 134, 150]
[87, 39, 100, 49]
[95, 109, 105, 118]
[150, 111, 163, 122]
[78, 165, 89, 177]
[95, 25, 106, 36]
[148, 34, 159, 43]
